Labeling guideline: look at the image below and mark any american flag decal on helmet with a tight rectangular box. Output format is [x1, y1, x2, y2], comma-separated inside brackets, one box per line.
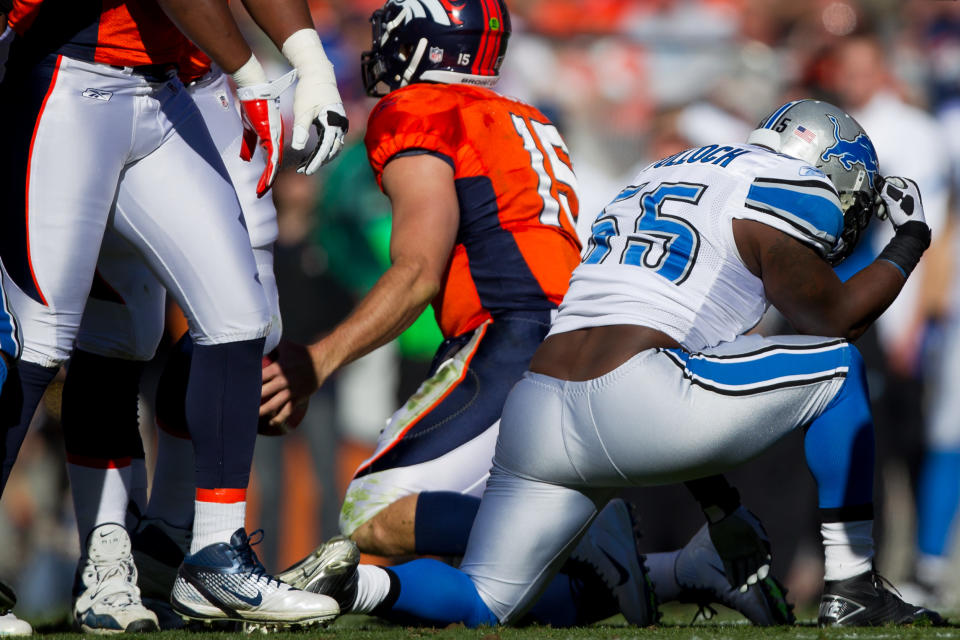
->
[793, 125, 816, 144]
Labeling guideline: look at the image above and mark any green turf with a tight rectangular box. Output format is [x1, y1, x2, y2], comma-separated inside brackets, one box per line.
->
[27, 605, 960, 640]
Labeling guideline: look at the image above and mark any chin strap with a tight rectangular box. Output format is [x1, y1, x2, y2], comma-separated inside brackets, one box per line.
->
[400, 38, 428, 88]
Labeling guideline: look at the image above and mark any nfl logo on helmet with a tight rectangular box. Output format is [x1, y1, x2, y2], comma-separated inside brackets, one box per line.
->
[429, 46, 444, 63]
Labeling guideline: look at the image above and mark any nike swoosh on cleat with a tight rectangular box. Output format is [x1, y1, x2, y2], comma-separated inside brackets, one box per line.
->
[221, 587, 263, 607]
[600, 549, 630, 586]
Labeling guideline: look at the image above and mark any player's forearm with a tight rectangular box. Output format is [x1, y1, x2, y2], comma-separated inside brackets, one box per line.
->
[791, 261, 905, 341]
[156, 0, 252, 73]
[308, 258, 438, 381]
[240, 0, 313, 51]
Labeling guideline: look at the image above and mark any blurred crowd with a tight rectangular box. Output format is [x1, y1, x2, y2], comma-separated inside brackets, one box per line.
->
[6, 0, 960, 623]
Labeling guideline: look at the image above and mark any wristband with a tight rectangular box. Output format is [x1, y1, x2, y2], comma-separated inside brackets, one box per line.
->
[281, 28, 336, 85]
[231, 54, 267, 88]
[876, 220, 931, 279]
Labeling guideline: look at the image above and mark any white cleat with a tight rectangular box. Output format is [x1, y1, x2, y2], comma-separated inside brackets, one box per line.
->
[73, 523, 160, 634]
[0, 613, 31, 636]
[276, 535, 359, 609]
[171, 529, 339, 627]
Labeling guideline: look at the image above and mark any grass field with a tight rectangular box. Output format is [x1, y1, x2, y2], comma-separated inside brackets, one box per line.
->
[25, 605, 960, 640]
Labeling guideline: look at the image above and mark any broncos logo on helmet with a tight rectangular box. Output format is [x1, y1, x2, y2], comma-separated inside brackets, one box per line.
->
[361, 0, 510, 97]
[821, 114, 879, 189]
[391, 0, 459, 26]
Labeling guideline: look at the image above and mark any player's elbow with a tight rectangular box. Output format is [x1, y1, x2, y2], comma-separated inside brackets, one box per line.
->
[411, 272, 441, 305]
[395, 256, 441, 306]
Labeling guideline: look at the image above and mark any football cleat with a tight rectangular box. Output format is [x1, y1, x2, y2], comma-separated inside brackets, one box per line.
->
[567, 499, 659, 626]
[675, 523, 794, 625]
[131, 517, 191, 629]
[0, 613, 31, 636]
[276, 535, 360, 611]
[818, 570, 945, 627]
[73, 523, 160, 634]
[171, 528, 339, 626]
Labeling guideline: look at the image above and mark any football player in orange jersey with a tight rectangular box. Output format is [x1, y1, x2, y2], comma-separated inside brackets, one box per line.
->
[262, 0, 792, 627]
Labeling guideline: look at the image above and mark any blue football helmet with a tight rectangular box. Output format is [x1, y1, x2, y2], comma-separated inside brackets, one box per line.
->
[361, 0, 511, 97]
[748, 99, 881, 264]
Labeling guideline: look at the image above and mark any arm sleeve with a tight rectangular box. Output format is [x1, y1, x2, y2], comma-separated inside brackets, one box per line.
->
[735, 175, 845, 258]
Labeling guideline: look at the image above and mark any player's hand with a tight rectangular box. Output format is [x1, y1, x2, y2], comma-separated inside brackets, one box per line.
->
[236, 70, 297, 198]
[260, 339, 322, 429]
[876, 176, 926, 230]
[290, 73, 348, 175]
[707, 506, 772, 592]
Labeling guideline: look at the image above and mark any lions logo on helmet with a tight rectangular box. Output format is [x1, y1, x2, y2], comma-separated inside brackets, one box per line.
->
[747, 99, 880, 264]
[361, 0, 511, 97]
[821, 114, 879, 189]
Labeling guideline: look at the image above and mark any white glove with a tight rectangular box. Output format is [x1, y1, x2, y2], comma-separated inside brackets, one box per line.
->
[282, 29, 348, 175]
[877, 176, 926, 229]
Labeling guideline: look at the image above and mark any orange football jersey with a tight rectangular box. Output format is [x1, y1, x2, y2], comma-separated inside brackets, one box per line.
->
[365, 83, 582, 339]
[9, 0, 186, 67]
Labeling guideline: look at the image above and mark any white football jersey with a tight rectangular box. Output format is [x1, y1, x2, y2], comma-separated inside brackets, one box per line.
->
[550, 143, 845, 352]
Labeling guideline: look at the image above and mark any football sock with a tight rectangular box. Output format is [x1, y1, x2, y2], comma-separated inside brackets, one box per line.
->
[0, 362, 57, 491]
[684, 475, 740, 522]
[128, 456, 147, 529]
[804, 346, 874, 513]
[374, 559, 498, 627]
[821, 519, 873, 581]
[363, 559, 609, 627]
[644, 550, 682, 602]
[916, 450, 960, 557]
[186, 338, 263, 490]
[191, 489, 246, 552]
[413, 492, 480, 555]
[155, 333, 192, 440]
[67, 458, 132, 551]
[352, 564, 394, 614]
[146, 426, 196, 529]
[524, 566, 618, 626]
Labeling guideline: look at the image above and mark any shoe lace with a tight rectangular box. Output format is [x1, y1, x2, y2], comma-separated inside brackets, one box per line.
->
[871, 572, 902, 598]
[84, 555, 142, 607]
[689, 602, 718, 624]
[235, 529, 282, 589]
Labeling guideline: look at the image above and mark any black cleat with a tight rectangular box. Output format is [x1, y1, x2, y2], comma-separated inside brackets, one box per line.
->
[818, 570, 945, 627]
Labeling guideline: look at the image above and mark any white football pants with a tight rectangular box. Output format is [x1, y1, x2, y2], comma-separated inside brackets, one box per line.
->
[0, 55, 269, 367]
[75, 70, 282, 360]
[460, 333, 853, 623]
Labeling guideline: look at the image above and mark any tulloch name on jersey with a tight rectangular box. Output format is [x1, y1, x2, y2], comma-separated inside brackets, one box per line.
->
[653, 144, 752, 169]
